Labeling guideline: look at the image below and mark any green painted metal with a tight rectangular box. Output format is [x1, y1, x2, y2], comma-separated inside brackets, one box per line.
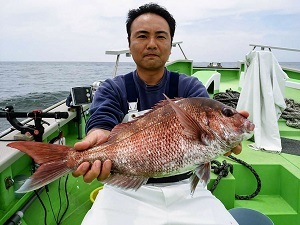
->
[166, 60, 193, 75]
[0, 155, 33, 223]
[18, 177, 101, 225]
[284, 68, 300, 80]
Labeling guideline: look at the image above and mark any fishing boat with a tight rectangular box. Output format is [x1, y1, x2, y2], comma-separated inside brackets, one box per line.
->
[0, 42, 300, 225]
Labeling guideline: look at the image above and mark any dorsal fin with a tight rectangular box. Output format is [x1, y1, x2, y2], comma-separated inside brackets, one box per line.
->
[107, 95, 182, 142]
[151, 97, 184, 110]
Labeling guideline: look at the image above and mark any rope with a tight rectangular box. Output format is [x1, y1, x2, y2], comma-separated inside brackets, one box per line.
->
[209, 155, 261, 200]
[210, 160, 233, 193]
[281, 98, 300, 129]
[213, 89, 240, 108]
[228, 155, 262, 200]
[214, 91, 300, 129]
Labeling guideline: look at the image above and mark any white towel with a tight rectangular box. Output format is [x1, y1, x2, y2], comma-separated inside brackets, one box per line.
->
[237, 50, 288, 152]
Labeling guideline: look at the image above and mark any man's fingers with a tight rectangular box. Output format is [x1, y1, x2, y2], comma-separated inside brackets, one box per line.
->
[224, 151, 232, 156]
[224, 143, 242, 156]
[72, 160, 110, 183]
[82, 160, 102, 183]
[72, 162, 91, 177]
[239, 110, 249, 118]
[72, 129, 112, 183]
[74, 140, 92, 151]
[97, 160, 112, 181]
[74, 131, 100, 151]
[232, 143, 242, 155]
[72, 160, 102, 183]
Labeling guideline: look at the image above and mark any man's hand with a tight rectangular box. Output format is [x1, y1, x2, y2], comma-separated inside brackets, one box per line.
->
[224, 110, 249, 156]
[72, 128, 112, 183]
[224, 143, 242, 156]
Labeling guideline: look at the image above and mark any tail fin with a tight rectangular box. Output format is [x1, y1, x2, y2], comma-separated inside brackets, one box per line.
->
[7, 141, 73, 193]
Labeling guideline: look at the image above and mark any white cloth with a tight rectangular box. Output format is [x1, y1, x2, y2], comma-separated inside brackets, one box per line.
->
[236, 50, 288, 152]
[81, 180, 238, 225]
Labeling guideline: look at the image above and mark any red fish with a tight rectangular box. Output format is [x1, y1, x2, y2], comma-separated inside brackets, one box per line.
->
[8, 96, 254, 194]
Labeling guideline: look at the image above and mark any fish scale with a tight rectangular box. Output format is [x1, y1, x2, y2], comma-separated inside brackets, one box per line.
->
[7, 96, 254, 193]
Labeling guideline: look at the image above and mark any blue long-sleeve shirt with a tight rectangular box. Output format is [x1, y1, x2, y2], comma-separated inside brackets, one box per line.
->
[86, 69, 209, 133]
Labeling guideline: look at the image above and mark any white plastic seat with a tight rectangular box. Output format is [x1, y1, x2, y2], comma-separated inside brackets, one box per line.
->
[192, 71, 220, 94]
[286, 78, 300, 89]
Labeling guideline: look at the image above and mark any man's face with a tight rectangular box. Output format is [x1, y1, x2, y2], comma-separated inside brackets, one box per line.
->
[129, 13, 172, 72]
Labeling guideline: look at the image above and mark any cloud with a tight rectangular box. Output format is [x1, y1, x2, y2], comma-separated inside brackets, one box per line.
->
[0, 0, 299, 62]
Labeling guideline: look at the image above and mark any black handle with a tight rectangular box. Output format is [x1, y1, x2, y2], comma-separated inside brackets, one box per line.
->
[28, 111, 69, 119]
[0, 111, 68, 119]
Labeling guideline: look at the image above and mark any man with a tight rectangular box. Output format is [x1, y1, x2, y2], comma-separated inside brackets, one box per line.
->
[74, 3, 245, 224]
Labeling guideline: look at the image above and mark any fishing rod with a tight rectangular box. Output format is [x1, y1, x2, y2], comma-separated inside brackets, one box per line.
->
[0, 106, 69, 142]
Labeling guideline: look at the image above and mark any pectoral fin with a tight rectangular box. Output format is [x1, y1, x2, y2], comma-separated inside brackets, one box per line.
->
[163, 94, 210, 145]
[190, 162, 211, 195]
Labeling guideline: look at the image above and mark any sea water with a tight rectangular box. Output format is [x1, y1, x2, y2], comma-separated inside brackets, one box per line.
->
[0, 61, 136, 132]
[0, 61, 299, 132]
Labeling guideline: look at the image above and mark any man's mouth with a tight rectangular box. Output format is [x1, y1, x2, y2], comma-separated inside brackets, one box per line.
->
[144, 53, 158, 57]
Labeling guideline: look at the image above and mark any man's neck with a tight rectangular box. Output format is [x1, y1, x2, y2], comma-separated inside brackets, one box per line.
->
[136, 68, 165, 85]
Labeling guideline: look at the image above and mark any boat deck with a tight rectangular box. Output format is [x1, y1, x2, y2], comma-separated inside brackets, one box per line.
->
[1, 58, 300, 225]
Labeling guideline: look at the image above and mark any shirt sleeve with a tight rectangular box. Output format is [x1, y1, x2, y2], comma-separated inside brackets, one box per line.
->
[85, 77, 127, 133]
[178, 74, 210, 98]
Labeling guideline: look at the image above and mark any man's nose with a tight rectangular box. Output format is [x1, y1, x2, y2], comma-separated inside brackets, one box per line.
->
[147, 37, 157, 49]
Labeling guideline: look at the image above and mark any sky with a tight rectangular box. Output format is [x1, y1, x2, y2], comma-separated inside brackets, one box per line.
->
[0, 0, 300, 63]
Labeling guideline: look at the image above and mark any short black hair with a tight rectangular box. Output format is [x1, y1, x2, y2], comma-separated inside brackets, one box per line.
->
[126, 3, 176, 43]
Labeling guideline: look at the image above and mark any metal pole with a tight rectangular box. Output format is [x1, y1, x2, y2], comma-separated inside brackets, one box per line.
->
[177, 43, 188, 59]
[249, 44, 300, 52]
[113, 54, 120, 77]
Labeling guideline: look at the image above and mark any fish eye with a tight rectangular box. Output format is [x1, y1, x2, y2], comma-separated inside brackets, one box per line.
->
[221, 107, 235, 117]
